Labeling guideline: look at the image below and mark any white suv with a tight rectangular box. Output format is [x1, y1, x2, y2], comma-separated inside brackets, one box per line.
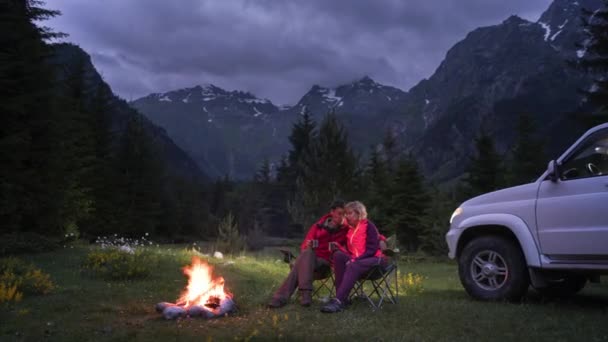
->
[446, 123, 608, 300]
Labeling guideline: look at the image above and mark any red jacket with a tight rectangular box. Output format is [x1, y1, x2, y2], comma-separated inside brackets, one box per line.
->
[300, 214, 348, 262]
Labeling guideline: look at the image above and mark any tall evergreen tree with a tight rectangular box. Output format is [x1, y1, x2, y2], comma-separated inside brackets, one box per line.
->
[506, 113, 546, 186]
[365, 146, 392, 229]
[300, 112, 358, 218]
[113, 116, 164, 236]
[419, 185, 455, 255]
[254, 158, 272, 184]
[461, 130, 504, 199]
[388, 156, 429, 252]
[576, 1, 608, 127]
[0, 0, 67, 235]
[53, 52, 100, 236]
[82, 85, 119, 237]
[381, 129, 400, 174]
[279, 107, 316, 197]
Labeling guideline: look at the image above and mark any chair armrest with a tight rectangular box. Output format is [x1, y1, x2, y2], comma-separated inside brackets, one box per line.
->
[382, 248, 396, 257]
[279, 249, 295, 263]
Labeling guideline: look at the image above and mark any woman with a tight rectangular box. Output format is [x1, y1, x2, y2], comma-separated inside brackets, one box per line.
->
[321, 200, 386, 313]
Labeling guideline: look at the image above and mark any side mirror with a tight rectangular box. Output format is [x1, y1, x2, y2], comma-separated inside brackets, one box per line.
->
[547, 160, 558, 182]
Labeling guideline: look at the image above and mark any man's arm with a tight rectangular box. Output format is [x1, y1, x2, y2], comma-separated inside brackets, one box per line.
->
[300, 224, 317, 251]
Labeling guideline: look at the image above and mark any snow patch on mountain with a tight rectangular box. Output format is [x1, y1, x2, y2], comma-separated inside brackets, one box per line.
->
[322, 88, 342, 104]
[538, 21, 551, 41]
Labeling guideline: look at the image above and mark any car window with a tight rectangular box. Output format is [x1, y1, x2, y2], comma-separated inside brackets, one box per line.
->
[560, 129, 608, 181]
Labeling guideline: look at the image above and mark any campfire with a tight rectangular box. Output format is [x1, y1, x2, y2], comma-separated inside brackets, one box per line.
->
[156, 256, 236, 320]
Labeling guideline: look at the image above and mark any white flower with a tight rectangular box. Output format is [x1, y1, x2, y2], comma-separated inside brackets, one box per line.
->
[119, 245, 135, 254]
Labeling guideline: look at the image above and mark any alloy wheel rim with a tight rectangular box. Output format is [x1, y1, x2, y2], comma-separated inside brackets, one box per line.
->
[470, 250, 508, 291]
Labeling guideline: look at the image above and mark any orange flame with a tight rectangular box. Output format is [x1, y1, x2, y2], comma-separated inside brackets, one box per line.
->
[177, 256, 232, 308]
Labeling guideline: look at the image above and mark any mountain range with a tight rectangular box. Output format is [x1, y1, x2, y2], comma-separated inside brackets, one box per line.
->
[130, 0, 603, 181]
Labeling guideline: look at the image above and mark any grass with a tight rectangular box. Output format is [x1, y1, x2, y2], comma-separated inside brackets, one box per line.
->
[1, 245, 608, 341]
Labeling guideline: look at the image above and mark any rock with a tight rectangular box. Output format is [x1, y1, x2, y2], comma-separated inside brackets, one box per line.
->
[155, 302, 175, 313]
[188, 305, 214, 318]
[213, 251, 223, 259]
[163, 306, 186, 320]
[214, 297, 236, 316]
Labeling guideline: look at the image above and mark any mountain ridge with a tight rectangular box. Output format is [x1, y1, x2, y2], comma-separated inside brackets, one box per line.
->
[130, 0, 602, 181]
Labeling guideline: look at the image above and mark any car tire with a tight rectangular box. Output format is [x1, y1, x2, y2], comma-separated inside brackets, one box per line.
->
[458, 236, 529, 301]
[534, 275, 587, 298]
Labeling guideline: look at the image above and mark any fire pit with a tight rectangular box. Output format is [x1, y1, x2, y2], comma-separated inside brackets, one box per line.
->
[156, 256, 236, 320]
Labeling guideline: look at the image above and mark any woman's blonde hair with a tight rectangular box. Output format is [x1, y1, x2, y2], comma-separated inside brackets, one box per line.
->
[345, 201, 367, 220]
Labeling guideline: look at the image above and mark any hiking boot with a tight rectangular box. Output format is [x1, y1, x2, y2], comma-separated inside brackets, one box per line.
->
[320, 298, 344, 313]
[267, 297, 286, 309]
[299, 290, 312, 307]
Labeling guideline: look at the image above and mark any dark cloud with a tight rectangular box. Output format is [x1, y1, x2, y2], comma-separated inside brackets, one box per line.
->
[47, 0, 552, 104]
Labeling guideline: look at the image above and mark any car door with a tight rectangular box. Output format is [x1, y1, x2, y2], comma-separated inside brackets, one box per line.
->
[536, 128, 608, 259]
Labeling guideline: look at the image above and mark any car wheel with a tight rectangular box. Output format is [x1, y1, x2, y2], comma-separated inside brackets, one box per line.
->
[458, 236, 529, 301]
[534, 275, 587, 298]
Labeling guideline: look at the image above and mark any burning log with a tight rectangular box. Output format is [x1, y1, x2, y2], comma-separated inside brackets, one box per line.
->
[156, 257, 236, 320]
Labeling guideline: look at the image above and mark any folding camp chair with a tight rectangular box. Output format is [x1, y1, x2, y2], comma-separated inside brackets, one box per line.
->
[279, 249, 335, 299]
[348, 247, 399, 310]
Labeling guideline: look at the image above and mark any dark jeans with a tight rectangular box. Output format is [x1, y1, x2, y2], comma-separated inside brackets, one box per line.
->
[273, 248, 329, 300]
[333, 250, 386, 303]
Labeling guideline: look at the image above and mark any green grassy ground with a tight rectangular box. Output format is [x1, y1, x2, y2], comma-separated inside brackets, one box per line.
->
[2, 246, 608, 341]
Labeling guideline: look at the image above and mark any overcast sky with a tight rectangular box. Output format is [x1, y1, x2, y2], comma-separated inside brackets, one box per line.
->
[46, 0, 553, 105]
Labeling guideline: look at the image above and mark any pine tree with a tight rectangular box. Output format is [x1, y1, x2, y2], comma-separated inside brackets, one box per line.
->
[506, 113, 546, 186]
[381, 129, 400, 174]
[388, 156, 429, 252]
[254, 158, 272, 184]
[53, 51, 99, 237]
[82, 85, 119, 237]
[210, 175, 233, 221]
[0, 0, 66, 235]
[461, 130, 504, 199]
[419, 185, 455, 255]
[300, 112, 358, 217]
[280, 107, 316, 197]
[113, 116, 164, 236]
[365, 146, 392, 230]
[576, 1, 608, 127]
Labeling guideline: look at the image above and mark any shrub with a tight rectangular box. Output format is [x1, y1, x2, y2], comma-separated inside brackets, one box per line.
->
[0, 257, 55, 304]
[0, 232, 58, 256]
[399, 272, 425, 296]
[82, 248, 160, 280]
[215, 213, 246, 254]
[0, 283, 22, 304]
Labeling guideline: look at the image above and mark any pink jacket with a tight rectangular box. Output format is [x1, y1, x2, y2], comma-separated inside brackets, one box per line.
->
[342, 219, 383, 261]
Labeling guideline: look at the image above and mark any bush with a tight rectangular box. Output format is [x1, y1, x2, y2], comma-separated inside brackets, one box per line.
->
[215, 213, 246, 254]
[399, 272, 425, 296]
[0, 257, 55, 304]
[82, 248, 160, 280]
[0, 232, 58, 256]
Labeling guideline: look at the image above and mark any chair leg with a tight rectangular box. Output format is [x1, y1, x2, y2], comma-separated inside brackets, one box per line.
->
[312, 275, 335, 300]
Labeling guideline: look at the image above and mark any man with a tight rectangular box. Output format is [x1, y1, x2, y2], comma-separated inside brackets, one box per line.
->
[268, 200, 348, 308]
